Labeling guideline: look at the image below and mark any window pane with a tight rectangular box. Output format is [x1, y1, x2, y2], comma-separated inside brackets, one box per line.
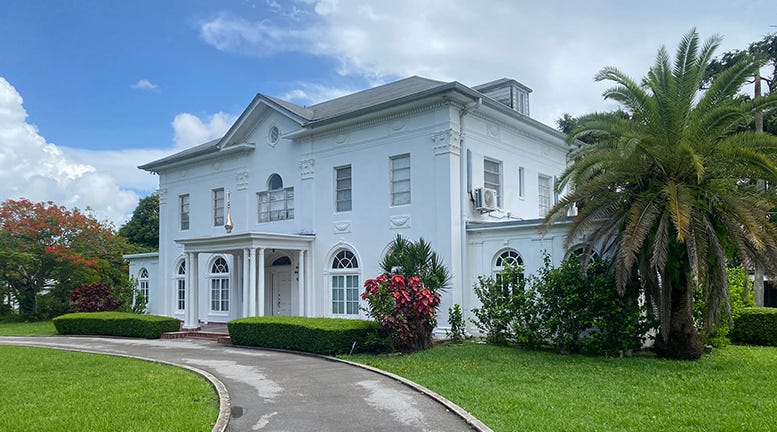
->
[336, 166, 352, 212]
[213, 189, 224, 226]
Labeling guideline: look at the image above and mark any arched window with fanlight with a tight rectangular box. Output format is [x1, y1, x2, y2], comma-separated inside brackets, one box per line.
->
[331, 249, 360, 316]
[175, 260, 186, 311]
[492, 249, 524, 283]
[565, 244, 600, 264]
[209, 257, 230, 312]
[138, 268, 150, 303]
[258, 173, 294, 222]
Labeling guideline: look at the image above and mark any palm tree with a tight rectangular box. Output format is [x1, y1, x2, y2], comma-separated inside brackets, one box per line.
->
[546, 29, 777, 359]
[380, 234, 450, 293]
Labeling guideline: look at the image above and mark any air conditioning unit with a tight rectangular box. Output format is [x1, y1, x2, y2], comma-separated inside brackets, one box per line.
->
[474, 187, 498, 212]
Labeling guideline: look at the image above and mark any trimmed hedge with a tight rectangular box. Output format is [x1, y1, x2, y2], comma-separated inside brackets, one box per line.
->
[730, 307, 777, 346]
[228, 316, 390, 355]
[53, 312, 181, 339]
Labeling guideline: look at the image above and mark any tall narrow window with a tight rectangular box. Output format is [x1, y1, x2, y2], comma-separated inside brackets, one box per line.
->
[390, 154, 411, 206]
[179, 194, 190, 230]
[538, 174, 552, 216]
[258, 174, 294, 222]
[138, 268, 149, 303]
[484, 158, 502, 206]
[335, 166, 352, 212]
[213, 188, 225, 226]
[518, 167, 525, 198]
[176, 261, 186, 311]
[209, 257, 229, 312]
[331, 249, 359, 315]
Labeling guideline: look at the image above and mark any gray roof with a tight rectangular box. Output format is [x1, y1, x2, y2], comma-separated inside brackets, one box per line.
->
[473, 78, 533, 94]
[140, 75, 563, 171]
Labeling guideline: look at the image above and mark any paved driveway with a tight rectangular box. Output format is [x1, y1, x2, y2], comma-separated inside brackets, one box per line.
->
[0, 336, 476, 432]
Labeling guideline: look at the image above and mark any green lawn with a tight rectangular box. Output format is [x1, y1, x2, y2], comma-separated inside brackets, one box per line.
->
[0, 345, 218, 432]
[0, 320, 57, 336]
[345, 342, 777, 432]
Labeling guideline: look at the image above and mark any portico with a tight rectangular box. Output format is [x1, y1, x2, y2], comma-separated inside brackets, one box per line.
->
[176, 232, 314, 329]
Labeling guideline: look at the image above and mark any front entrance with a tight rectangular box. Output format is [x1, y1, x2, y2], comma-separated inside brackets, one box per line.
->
[269, 256, 293, 316]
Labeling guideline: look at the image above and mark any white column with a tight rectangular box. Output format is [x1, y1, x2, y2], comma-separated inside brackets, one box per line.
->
[242, 248, 250, 318]
[298, 249, 305, 316]
[182, 252, 195, 329]
[191, 252, 200, 328]
[257, 248, 266, 316]
[249, 248, 258, 316]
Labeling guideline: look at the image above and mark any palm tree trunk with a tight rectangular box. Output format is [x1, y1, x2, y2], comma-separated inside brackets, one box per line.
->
[654, 271, 704, 360]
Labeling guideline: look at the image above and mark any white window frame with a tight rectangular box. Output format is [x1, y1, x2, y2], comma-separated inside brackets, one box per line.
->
[175, 260, 186, 312]
[390, 154, 411, 206]
[138, 268, 149, 302]
[335, 165, 352, 212]
[538, 174, 552, 216]
[258, 174, 294, 222]
[213, 188, 225, 226]
[209, 256, 230, 312]
[492, 249, 524, 283]
[330, 249, 360, 316]
[179, 194, 190, 231]
[484, 158, 502, 207]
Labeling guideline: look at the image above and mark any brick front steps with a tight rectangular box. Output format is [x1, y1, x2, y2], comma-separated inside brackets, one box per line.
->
[161, 330, 231, 344]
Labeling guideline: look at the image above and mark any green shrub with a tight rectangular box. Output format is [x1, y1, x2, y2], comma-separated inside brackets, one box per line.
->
[228, 316, 390, 355]
[694, 267, 755, 346]
[447, 304, 466, 343]
[53, 312, 180, 339]
[730, 307, 777, 346]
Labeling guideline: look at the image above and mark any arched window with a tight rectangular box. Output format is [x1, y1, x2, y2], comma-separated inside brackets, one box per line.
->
[566, 244, 600, 263]
[209, 257, 230, 312]
[138, 268, 150, 302]
[175, 260, 186, 311]
[331, 249, 360, 316]
[272, 256, 292, 266]
[258, 174, 294, 222]
[492, 249, 524, 282]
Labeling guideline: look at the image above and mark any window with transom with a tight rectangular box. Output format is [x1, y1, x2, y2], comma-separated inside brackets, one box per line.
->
[138, 268, 149, 303]
[492, 249, 524, 282]
[258, 174, 294, 222]
[209, 257, 230, 312]
[175, 260, 185, 311]
[331, 249, 359, 315]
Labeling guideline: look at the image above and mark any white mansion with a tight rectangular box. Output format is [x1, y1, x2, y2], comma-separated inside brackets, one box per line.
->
[126, 76, 579, 330]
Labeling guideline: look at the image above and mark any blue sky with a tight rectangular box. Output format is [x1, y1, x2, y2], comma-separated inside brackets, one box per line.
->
[0, 0, 774, 225]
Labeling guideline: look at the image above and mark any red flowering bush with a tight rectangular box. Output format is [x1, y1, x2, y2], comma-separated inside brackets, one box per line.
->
[362, 273, 441, 352]
[69, 283, 124, 313]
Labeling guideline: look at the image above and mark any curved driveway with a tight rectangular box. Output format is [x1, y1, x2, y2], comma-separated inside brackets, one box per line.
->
[0, 336, 476, 432]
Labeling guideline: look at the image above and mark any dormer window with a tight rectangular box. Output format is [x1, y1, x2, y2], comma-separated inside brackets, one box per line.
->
[258, 174, 294, 222]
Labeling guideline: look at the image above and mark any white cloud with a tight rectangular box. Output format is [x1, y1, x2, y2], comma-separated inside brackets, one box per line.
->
[198, 0, 776, 126]
[279, 81, 357, 106]
[0, 76, 140, 226]
[172, 111, 237, 150]
[131, 79, 159, 91]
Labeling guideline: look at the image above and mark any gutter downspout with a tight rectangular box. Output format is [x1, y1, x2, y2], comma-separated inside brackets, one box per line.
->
[458, 97, 481, 323]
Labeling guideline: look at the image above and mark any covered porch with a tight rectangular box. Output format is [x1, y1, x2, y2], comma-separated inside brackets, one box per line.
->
[176, 232, 315, 330]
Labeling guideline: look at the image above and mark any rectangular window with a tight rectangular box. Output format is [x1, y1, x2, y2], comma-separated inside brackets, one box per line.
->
[484, 158, 502, 206]
[139, 280, 149, 301]
[179, 194, 190, 230]
[390, 154, 411, 206]
[539, 174, 552, 216]
[210, 278, 229, 312]
[258, 188, 294, 222]
[335, 166, 352, 212]
[177, 279, 185, 311]
[213, 188, 224, 226]
[332, 274, 360, 315]
[518, 167, 525, 198]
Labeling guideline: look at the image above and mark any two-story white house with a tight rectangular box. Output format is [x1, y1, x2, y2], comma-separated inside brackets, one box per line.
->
[126, 76, 578, 330]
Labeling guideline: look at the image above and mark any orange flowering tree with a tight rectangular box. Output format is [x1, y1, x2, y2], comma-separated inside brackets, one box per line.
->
[0, 198, 129, 319]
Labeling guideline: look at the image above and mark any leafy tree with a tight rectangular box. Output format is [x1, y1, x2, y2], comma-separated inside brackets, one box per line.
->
[379, 234, 450, 293]
[118, 193, 159, 251]
[0, 198, 129, 319]
[547, 30, 777, 359]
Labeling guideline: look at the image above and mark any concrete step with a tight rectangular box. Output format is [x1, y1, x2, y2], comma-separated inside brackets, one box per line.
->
[161, 331, 229, 341]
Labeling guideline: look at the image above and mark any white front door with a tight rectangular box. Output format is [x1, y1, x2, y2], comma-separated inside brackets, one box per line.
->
[271, 269, 292, 316]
